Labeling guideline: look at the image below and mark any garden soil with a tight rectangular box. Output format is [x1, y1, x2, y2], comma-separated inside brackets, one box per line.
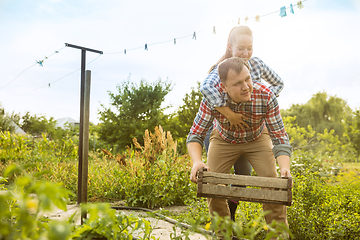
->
[46, 203, 208, 240]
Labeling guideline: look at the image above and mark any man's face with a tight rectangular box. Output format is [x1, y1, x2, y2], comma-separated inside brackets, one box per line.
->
[221, 67, 253, 103]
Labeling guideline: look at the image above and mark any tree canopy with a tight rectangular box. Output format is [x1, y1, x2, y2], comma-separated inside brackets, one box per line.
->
[281, 92, 352, 136]
[97, 79, 172, 149]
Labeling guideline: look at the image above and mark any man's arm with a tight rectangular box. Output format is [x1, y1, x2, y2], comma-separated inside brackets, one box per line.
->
[187, 142, 209, 183]
[186, 98, 215, 183]
[263, 93, 292, 178]
[277, 155, 291, 178]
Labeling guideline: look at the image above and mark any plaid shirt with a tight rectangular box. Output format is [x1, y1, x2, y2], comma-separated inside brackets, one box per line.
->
[188, 81, 291, 156]
[200, 57, 284, 109]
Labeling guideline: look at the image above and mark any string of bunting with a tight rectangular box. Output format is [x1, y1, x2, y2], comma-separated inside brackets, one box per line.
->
[0, 46, 66, 89]
[1, 0, 306, 97]
[3, 54, 102, 101]
[107, 0, 306, 54]
[238, 0, 306, 24]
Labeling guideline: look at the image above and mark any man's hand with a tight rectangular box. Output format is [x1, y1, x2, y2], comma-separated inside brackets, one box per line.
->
[277, 155, 292, 186]
[280, 168, 291, 178]
[280, 168, 293, 187]
[190, 161, 209, 183]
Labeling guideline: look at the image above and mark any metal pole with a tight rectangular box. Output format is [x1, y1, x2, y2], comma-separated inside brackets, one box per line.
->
[80, 70, 91, 222]
[64, 43, 102, 225]
[77, 49, 86, 204]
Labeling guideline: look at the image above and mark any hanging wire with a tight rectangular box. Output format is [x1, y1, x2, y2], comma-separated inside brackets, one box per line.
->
[1, 0, 307, 99]
[0, 46, 66, 90]
[0, 63, 37, 89]
[3, 54, 102, 101]
[104, 31, 200, 55]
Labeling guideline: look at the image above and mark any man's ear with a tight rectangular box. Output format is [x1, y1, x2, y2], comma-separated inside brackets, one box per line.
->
[220, 82, 227, 93]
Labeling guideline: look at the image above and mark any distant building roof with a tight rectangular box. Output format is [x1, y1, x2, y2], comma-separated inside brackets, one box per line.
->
[9, 121, 27, 135]
[56, 117, 79, 129]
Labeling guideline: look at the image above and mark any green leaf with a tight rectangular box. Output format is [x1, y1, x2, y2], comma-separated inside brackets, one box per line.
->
[3, 164, 19, 178]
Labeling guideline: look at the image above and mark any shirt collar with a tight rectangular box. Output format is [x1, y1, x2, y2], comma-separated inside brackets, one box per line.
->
[225, 92, 254, 106]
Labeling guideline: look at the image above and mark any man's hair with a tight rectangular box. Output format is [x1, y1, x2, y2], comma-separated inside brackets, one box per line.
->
[218, 57, 250, 83]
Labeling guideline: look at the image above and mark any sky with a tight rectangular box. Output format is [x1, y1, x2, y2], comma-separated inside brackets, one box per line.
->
[1, 0, 360, 124]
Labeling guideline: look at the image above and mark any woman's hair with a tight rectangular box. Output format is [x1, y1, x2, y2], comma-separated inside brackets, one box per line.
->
[209, 25, 253, 73]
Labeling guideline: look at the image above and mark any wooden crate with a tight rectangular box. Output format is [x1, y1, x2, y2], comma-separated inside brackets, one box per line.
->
[197, 169, 292, 206]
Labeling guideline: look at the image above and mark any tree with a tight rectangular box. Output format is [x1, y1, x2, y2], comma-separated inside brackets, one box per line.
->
[169, 82, 203, 139]
[98, 79, 172, 150]
[20, 111, 68, 140]
[346, 109, 360, 161]
[281, 92, 352, 136]
[21, 112, 56, 136]
[161, 82, 203, 155]
[0, 106, 13, 132]
[0, 104, 20, 133]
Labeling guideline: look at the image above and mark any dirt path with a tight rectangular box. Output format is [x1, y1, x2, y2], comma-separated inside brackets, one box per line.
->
[46, 204, 209, 240]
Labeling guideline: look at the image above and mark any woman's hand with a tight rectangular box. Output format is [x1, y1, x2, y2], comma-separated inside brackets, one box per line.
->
[228, 112, 249, 131]
[214, 106, 249, 131]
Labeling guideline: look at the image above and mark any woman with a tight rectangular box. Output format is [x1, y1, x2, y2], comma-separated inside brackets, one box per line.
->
[201, 25, 284, 221]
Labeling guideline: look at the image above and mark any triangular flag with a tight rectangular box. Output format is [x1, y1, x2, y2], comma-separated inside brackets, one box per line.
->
[174, 38, 176, 45]
[145, 43, 148, 50]
[238, 18, 240, 24]
[255, 15, 260, 22]
[290, 4, 295, 14]
[245, 16, 249, 24]
[213, 26, 216, 34]
[124, 49, 126, 54]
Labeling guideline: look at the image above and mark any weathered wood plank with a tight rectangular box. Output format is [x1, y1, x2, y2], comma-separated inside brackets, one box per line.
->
[202, 172, 288, 189]
[197, 169, 292, 206]
[199, 184, 289, 203]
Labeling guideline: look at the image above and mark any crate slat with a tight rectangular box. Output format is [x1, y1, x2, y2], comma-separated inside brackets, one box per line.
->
[198, 184, 290, 205]
[202, 172, 288, 189]
[197, 169, 292, 206]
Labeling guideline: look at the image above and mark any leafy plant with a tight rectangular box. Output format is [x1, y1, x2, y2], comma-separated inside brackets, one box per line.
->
[0, 164, 73, 239]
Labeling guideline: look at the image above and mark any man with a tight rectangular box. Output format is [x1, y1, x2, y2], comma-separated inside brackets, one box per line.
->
[187, 57, 292, 226]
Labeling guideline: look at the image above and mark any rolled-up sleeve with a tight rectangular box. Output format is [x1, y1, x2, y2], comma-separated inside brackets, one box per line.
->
[186, 99, 215, 146]
[273, 144, 292, 158]
[264, 93, 292, 157]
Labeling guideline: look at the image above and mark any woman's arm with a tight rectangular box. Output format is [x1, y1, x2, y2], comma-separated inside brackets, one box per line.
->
[200, 68, 227, 109]
[200, 68, 248, 129]
[250, 57, 284, 97]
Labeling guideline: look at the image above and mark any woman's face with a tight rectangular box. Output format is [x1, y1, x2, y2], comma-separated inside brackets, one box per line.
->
[229, 34, 253, 62]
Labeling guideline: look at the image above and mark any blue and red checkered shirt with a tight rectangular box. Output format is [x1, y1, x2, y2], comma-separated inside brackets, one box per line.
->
[200, 57, 284, 109]
[187, 81, 292, 157]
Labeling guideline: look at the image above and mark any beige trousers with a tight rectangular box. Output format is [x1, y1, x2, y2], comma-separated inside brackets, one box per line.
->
[206, 128, 288, 226]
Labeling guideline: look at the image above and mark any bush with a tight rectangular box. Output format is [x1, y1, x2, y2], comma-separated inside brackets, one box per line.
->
[111, 126, 196, 208]
[0, 164, 159, 240]
[288, 170, 360, 239]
